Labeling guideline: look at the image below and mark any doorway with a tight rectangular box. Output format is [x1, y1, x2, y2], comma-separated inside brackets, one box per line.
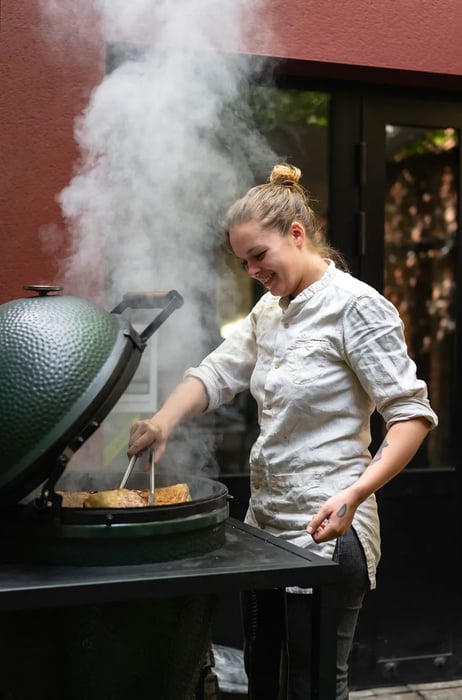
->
[213, 86, 462, 690]
[343, 94, 462, 688]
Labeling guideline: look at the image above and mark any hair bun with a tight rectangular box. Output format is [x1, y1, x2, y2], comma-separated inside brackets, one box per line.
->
[270, 163, 302, 186]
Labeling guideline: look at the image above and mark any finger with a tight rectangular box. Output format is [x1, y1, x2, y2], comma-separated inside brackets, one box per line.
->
[129, 425, 144, 446]
[127, 432, 151, 456]
[129, 420, 143, 434]
[311, 518, 332, 540]
[306, 515, 328, 536]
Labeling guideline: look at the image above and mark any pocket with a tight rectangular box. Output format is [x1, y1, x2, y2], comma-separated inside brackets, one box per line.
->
[285, 338, 330, 385]
[268, 471, 325, 529]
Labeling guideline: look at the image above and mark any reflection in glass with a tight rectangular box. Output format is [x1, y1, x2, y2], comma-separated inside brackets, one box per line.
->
[217, 89, 330, 335]
[384, 126, 458, 468]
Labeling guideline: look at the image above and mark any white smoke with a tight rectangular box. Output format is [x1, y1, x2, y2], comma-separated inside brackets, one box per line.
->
[40, 0, 276, 351]
[37, 0, 278, 474]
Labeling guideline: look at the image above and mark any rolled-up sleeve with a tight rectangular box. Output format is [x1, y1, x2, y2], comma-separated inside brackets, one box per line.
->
[342, 294, 438, 430]
[183, 312, 258, 412]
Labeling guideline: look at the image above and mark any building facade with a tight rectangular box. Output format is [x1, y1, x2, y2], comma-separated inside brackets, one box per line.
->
[1, 0, 462, 690]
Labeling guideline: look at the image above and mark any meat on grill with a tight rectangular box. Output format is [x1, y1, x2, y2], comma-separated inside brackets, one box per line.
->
[57, 484, 191, 508]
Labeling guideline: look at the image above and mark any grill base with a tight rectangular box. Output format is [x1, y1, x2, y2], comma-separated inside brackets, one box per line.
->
[0, 594, 216, 700]
[0, 480, 229, 566]
[0, 512, 228, 565]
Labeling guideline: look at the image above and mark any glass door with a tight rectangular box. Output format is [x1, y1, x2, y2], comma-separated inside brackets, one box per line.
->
[384, 125, 458, 468]
[349, 96, 462, 688]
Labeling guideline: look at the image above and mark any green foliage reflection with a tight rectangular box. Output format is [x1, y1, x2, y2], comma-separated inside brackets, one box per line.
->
[250, 87, 329, 130]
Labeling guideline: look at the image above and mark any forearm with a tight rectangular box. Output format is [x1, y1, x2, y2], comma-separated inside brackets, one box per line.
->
[127, 376, 208, 457]
[350, 417, 432, 503]
[307, 416, 432, 541]
[155, 376, 209, 431]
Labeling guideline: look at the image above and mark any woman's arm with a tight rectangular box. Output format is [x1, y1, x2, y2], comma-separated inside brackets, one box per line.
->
[127, 376, 208, 461]
[306, 416, 432, 542]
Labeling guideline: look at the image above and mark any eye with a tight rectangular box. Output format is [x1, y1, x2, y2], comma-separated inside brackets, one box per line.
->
[238, 250, 266, 270]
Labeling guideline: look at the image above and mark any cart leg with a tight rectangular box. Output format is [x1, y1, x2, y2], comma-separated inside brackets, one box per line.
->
[311, 584, 338, 700]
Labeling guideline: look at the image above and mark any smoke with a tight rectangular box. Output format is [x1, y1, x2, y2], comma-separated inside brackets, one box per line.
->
[40, 0, 277, 340]
[38, 0, 279, 474]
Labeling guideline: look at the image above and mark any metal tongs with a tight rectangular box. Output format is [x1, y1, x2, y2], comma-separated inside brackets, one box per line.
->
[119, 449, 155, 505]
[148, 449, 155, 505]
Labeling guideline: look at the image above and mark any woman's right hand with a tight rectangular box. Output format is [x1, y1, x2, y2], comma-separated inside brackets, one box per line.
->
[127, 376, 208, 461]
[127, 415, 170, 461]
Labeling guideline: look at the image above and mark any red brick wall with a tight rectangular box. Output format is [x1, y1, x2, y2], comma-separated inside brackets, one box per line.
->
[256, 0, 462, 75]
[1, 0, 461, 303]
[0, 1, 105, 302]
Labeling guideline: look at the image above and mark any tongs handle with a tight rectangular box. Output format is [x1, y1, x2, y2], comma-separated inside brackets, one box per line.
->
[119, 455, 137, 489]
[148, 449, 155, 505]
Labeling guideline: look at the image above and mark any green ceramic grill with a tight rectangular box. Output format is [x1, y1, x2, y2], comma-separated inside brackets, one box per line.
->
[0, 285, 184, 504]
[0, 285, 230, 700]
[0, 285, 229, 567]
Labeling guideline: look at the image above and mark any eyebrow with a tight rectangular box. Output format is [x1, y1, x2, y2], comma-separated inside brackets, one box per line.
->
[245, 245, 266, 256]
[233, 244, 266, 262]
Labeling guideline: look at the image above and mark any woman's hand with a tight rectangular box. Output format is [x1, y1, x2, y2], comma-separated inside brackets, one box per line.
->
[306, 488, 359, 543]
[307, 418, 432, 543]
[127, 377, 208, 462]
[127, 415, 170, 462]
[307, 419, 433, 543]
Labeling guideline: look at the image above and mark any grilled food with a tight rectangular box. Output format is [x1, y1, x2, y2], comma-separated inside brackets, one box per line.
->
[83, 489, 147, 508]
[57, 491, 91, 508]
[137, 483, 191, 506]
[58, 483, 191, 508]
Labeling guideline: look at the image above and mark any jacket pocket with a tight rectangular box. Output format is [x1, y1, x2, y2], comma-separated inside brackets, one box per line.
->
[285, 338, 330, 385]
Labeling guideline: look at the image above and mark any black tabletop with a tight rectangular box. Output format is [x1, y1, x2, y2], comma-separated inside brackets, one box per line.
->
[0, 518, 339, 610]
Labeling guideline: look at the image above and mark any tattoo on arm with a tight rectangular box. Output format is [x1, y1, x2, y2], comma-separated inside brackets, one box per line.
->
[336, 503, 347, 518]
[370, 438, 389, 465]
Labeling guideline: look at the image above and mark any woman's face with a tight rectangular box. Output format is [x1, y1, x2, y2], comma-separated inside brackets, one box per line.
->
[229, 220, 307, 298]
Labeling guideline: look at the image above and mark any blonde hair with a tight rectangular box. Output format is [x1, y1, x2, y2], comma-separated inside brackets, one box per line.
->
[224, 163, 347, 270]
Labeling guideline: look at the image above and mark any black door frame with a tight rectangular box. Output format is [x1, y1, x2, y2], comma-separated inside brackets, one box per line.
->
[330, 90, 462, 689]
[211, 73, 462, 691]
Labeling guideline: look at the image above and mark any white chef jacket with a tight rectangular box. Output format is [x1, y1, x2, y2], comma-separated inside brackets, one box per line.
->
[184, 261, 438, 590]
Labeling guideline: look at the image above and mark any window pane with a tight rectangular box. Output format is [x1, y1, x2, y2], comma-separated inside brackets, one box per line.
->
[217, 88, 330, 332]
[384, 126, 459, 468]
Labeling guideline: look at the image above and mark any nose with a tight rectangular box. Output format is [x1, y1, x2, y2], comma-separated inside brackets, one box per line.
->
[246, 260, 260, 276]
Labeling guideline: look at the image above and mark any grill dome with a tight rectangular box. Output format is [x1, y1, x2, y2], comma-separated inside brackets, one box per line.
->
[0, 290, 148, 504]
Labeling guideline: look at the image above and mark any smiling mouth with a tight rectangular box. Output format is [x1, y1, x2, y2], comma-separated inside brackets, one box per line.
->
[260, 273, 274, 286]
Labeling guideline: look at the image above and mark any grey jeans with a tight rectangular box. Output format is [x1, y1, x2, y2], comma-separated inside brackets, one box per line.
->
[241, 527, 369, 700]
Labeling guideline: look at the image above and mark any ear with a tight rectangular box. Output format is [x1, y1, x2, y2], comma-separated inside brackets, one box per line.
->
[290, 221, 305, 245]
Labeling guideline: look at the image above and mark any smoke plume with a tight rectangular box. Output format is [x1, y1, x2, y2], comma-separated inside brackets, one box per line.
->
[38, 0, 278, 474]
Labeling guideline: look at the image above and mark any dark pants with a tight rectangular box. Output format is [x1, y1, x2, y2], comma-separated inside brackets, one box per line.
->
[241, 528, 369, 700]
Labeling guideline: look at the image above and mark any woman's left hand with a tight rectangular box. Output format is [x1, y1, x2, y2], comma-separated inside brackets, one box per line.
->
[306, 489, 358, 543]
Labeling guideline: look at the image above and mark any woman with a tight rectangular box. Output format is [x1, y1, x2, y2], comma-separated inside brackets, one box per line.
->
[128, 163, 438, 699]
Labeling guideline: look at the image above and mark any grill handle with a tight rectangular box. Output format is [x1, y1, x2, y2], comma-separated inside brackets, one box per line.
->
[111, 290, 184, 342]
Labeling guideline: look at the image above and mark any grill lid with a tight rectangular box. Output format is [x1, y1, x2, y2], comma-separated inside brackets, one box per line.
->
[0, 285, 183, 505]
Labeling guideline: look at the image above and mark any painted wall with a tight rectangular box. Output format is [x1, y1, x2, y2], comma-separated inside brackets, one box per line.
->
[0, 2, 105, 303]
[260, 0, 462, 75]
[1, 0, 461, 303]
